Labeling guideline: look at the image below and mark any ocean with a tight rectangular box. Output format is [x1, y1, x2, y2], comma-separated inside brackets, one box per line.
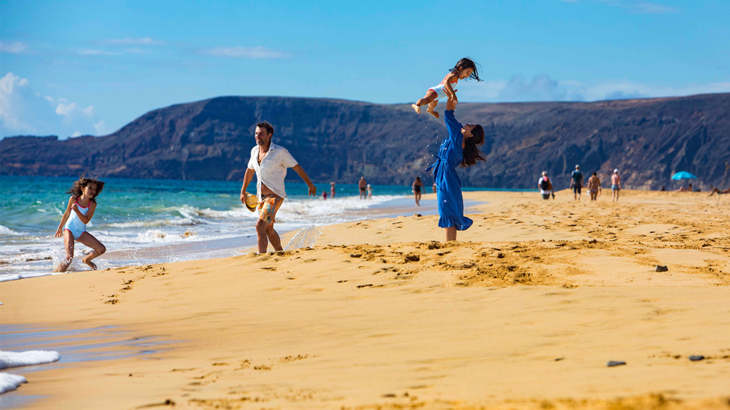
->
[0, 176, 522, 282]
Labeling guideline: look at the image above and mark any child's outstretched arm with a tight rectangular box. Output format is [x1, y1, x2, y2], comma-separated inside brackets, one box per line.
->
[55, 197, 74, 237]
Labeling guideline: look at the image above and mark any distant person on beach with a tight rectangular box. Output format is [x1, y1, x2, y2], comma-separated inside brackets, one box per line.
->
[412, 177, 424, 206]
[240, 122, 316, 253]
[587, 172, 601, 201]
[412, 58, 481, 119]
[322, 191, 328, 200]
[709, 187, 730, 196]
[330, 182, 336, 198]
[54, 175, 107, 272]
[677, 183, 693, 192]
[359, 177, 367, 199]
[538, 171, 554, 200]
[571, 165, 583, 200]
[611, 169, 621, 202]
[432, 183, 437, 193]
[426, 95, 485, 242]
[367, 184, 373, 199]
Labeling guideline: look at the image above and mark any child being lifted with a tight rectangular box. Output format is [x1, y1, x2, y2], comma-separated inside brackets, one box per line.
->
[412, 58, 481, 119]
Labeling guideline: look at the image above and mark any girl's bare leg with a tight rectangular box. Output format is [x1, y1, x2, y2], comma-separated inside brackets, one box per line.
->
[426, 100, 439, 119]
[77, 232, 106, 270]
[445, 226, 457, 242]
[55, 230, 75, 272]
[412, 90, 438, 114]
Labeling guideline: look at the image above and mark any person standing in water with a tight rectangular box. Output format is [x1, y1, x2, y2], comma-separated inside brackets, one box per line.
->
[412, 177, 424, 206]
[54, 175, 107, 272]
[358, 177, 367, 199]
[240, 122, 317, 253]
[427, 95, 485, 241]
[330, 182, 336, 199]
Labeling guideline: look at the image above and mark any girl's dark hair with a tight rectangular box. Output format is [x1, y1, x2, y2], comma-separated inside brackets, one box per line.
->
[451, 58, 482, 82]
[66, 174, 105, 202]
[415, 177, 422, 182]
[461, 125, 486, 167]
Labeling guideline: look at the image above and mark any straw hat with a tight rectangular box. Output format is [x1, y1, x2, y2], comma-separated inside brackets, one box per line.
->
[243, 192, 258, 212]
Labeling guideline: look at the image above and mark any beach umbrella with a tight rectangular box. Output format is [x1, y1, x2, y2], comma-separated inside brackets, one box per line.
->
[671, 171, 697, 180]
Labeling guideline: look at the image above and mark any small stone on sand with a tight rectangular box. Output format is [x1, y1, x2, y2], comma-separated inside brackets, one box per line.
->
[655, 265, 669, 272]
[689, 355, 705, 361]
[607, 361, 626, 367]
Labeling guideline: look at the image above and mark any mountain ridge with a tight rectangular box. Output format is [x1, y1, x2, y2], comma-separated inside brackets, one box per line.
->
[2, 93, 729, 190]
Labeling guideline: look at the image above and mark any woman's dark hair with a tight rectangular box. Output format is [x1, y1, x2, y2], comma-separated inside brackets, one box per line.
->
[66, 174, 105, 202]
[461, 124, 486, 167]
[415, 177, 422, 182]
[256, 121, 274, 137]
[450, 58, 481, 82]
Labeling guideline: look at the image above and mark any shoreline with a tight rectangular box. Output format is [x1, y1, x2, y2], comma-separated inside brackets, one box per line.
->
[2, 190, 729, 409]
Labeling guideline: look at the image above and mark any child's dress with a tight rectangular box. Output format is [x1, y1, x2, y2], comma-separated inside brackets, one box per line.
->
[426, 110, 473, 231]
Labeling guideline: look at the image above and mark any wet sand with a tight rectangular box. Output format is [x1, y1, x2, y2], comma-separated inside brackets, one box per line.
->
[2, 190, 730, 409]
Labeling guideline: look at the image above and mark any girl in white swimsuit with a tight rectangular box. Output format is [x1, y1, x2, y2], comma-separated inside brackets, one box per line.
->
[54, 176, 107, 272]
[412, 58, 482, 119]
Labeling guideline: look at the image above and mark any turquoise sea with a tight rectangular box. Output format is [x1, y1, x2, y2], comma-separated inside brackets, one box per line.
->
[0, 176, 525, 281]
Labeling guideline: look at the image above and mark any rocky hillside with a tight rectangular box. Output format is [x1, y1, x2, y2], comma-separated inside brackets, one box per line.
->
[2, 94, 729, 190]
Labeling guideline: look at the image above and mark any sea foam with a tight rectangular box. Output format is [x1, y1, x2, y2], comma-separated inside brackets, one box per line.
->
[0, 373, 26, 394]
[0, 350, 60, 369]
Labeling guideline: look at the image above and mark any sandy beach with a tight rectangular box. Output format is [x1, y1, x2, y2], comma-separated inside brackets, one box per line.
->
[2, 190, 730, 409]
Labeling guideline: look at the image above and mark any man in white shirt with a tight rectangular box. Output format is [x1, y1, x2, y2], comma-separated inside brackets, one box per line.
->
[240, 122, 317, 253]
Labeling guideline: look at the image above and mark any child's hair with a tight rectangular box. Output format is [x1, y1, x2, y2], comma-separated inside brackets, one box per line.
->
[451, 58, 481, 81]
[461, 125, 486, 167]
[66, 174, 105, 202]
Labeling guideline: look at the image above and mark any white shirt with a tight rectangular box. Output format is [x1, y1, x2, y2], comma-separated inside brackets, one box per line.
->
[247, 143, 299, 200]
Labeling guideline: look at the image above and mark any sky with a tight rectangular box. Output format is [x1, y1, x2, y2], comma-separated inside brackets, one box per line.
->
[1, 0, 729, 139]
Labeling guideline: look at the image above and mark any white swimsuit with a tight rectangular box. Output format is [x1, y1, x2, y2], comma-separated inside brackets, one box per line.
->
[429, 81, 458, 100]
[64, 199, 89, 240]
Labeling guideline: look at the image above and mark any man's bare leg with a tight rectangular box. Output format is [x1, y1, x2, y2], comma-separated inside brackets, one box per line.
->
[266, 224, 283, 251]
[256, 219, 269, 253]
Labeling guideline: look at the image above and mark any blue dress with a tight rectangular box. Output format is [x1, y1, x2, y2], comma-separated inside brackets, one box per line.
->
[426, 110, 473, 231]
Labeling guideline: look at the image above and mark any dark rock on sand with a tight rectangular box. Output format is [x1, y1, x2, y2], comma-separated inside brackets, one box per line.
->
[689, 355, 705, 361]
[607, 361, 626, 367]
[655, 265, 669, 272]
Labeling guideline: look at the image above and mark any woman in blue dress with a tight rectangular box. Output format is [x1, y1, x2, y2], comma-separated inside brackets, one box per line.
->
[427, 97, 485, 241]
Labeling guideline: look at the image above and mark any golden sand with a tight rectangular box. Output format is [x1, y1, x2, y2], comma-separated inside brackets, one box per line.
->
[2, 190, 730, 409]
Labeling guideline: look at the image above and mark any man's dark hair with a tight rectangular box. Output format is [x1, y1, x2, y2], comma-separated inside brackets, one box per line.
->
[593, 172, 597, 176]
[256, 122, 274, 137]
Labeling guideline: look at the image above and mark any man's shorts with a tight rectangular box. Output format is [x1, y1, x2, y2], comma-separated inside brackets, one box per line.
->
[612, 185, 620, 191]
[573, 185, 581, 194]
[542, 194, 550, 200]
[258, 194, 284, 225]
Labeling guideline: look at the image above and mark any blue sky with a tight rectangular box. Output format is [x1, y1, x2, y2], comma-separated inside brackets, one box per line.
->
[1, 0, 728, 138]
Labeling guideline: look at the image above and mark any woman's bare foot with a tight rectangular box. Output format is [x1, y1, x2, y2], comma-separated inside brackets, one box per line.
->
[83, 259, 97, 270]
[411, 104, 421, 114]
[427, 108, 439, 119]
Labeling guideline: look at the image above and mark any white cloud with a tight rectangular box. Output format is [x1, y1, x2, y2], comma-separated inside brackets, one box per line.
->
[0, 72, 107, 138]
[460, 73, 730, 103]
[103, 37, 164, 45]
[0, 41, 27, 53]
[199, 46, 288, 59]
[124, 47, 149, 54]
[71, 131, 83, 137]
[78, 49, 119, 56]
